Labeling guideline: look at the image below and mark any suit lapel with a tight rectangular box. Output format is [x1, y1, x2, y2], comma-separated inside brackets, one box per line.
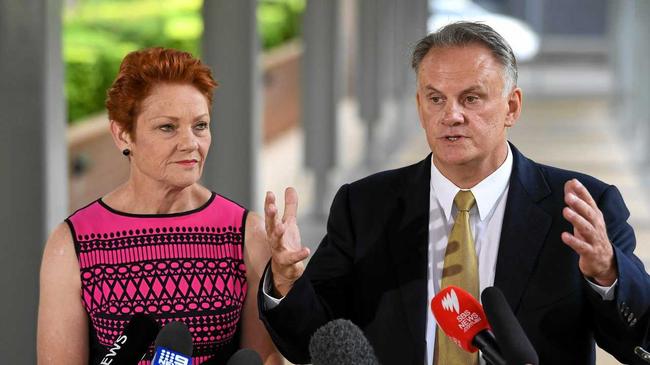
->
[495, 144, 552, 312]
[388, 155, 431, 360]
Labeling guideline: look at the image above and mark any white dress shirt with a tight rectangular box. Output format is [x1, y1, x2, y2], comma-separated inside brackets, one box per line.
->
[425, 144, 513, 365]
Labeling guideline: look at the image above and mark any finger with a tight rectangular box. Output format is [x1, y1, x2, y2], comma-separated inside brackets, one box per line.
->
[288, 247, 310, 262]
[272, 222, 286, 240]
[565, 179, 598, 211]
[561, 231, 591, 256]
[565, 192, 600, 226]
[562, 207, 598, 243]
[264, 192, 278, 236]
[267, 223, 287, 252]
[282, 187, 299, 223]
[275, 247, 310, 266]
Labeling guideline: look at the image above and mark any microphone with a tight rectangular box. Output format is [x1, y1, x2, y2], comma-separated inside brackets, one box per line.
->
[151, 321, 193, 365]
[226, 349, 263, 365]
[308, 318, 379, 365]
[99, 313, 160, 365]
[431, 285, 505, 365]
[481, 286, 539, 365]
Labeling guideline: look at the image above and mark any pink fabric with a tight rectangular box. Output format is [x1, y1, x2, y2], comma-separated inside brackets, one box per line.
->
[67, 193, 247, 363]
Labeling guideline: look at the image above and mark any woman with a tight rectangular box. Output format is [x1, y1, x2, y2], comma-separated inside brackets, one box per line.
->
[37, 48, 282, 364]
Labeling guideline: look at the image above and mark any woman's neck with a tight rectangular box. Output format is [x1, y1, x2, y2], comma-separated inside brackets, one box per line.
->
[105, 179, 209, 215]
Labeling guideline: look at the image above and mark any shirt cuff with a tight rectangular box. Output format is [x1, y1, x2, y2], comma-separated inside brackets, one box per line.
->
[585, 277, 618, 301]
[262, 265, 284, 310]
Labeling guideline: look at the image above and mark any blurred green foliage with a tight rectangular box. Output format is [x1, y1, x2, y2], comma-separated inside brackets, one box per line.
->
[64, 0, 305, 123]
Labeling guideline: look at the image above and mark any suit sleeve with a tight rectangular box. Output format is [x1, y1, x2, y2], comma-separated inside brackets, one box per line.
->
[588, 185, 650, 364]
[257, 184, 356, 364]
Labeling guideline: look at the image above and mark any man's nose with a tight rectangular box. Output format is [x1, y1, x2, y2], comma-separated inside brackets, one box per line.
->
[441, 101, 464, 126]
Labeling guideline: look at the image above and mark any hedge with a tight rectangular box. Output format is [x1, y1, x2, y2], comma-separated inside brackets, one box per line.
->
[64, 0, 304, 124]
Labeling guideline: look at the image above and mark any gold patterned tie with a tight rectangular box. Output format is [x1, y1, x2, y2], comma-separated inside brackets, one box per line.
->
[434, 190, 479, 365]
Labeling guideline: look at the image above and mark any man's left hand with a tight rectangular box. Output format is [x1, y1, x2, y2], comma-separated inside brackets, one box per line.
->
[562, 178, 618, 286]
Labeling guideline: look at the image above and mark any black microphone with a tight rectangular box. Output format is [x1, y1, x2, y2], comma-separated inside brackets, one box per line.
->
[99, 313, 160, 365]
[481, 287, 539, 365]
[151, 321, 193, 365]
[308, 319, 379, 365]
[226, 349, 263, 365]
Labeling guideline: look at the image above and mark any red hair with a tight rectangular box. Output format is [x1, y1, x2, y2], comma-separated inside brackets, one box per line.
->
[106, 47, 218, 137]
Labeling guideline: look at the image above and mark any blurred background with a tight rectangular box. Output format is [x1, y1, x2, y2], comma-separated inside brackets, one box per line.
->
[1, 0, 648, 363]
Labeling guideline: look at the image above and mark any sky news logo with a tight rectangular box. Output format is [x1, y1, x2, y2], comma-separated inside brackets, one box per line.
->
[153, 347, 191, 365]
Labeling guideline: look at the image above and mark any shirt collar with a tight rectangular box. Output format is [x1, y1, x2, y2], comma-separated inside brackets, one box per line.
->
[430, 143, 513, 221]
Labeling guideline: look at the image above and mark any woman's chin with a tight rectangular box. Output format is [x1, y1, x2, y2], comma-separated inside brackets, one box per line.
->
[164, 175, 201, 189]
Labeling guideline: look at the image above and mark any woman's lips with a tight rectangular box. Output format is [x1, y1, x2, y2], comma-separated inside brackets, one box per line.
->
[176, 160, 198, 166]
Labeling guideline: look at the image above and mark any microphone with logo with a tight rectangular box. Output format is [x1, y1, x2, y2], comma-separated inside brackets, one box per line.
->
[308, 318, 379, 365]
[431, 285, 505, 365]
[151, 321, 193, 365]
[98, 313, 160, 365]
[481, 286, 538, 365]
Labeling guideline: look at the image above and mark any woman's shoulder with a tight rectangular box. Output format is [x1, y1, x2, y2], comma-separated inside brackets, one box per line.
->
[42, 222, 78, 271]
[47, 222, 74, 247]
[212, 192, 247, 212]
[242, 212, 270, 272]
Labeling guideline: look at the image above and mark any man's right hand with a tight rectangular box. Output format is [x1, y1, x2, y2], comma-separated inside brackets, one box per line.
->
[264, 187, 311, 297]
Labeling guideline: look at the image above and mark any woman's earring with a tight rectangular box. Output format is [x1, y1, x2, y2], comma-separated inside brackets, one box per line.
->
[122, 148, 131, 156]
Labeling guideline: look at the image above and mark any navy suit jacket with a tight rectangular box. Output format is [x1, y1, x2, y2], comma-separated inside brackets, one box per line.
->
[259, 144, 650, 364]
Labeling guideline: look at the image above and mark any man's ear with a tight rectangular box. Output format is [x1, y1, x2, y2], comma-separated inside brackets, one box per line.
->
[416, 90, 425, 129]
[505, 87, 522, 128]
[109, 120, 132, 152]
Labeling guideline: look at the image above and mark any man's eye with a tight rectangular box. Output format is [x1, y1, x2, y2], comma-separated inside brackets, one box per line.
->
[466, 96, 479, 103]
[430, 96, 443, 104]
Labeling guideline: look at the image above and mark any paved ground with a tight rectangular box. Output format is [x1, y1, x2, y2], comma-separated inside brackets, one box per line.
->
[261, 61, 648, 364]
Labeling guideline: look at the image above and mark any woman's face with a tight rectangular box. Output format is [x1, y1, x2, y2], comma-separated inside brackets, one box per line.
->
[128, 83, 211, 189]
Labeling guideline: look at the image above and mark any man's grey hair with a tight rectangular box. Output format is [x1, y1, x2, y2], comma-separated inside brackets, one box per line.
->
[411, 21, 518, 95]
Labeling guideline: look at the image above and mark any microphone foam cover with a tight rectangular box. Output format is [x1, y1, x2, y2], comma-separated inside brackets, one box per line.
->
[308, 319, 379, 365]
[154, 321, 193, 356]
[226, 348, 263, 365]
[481, 286, 539, 365]
[102, 313, 160, 365]
[431, 285, 491, 352]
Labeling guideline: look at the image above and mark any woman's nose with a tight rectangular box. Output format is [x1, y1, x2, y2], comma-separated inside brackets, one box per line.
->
[177, 128, 199, 151]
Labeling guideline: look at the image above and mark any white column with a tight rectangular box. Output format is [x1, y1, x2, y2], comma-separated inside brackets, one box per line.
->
[201, 0, 261, 210]
[302, 0, 342, 217]
[0, 0, 66, 362]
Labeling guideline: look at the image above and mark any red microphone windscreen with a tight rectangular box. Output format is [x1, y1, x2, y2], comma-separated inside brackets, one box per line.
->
[431, 285, 491, 352]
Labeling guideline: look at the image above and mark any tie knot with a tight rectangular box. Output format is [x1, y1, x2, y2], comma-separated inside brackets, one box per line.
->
[454, 190, 476, 212]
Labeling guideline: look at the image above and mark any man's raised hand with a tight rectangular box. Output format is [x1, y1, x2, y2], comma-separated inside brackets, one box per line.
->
[265, 187, 311, 297]
[562, 179, 617, 286]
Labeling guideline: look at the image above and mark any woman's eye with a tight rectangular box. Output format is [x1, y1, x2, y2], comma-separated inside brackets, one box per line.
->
[159, 124, 175, 132]
[195, 122, 209, 130]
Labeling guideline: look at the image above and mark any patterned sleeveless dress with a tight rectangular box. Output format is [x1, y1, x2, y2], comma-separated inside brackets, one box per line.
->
[66, 193, 248, 364]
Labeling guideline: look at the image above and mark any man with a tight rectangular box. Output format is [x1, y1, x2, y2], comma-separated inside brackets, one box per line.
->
[259, 22, 650, 364]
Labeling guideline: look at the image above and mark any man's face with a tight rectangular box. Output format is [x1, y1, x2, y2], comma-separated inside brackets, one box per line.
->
[416, 44, 521, 183]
